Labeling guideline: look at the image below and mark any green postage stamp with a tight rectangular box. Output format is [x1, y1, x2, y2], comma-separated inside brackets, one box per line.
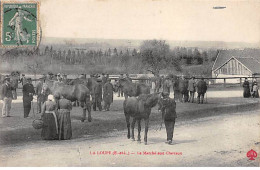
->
[0, 1, 40, 47]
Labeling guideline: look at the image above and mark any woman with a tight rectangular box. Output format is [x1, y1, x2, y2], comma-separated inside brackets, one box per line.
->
[242, 78, 251, 98]
[41, 95, 58, 140]
[57, 95, 72, 140]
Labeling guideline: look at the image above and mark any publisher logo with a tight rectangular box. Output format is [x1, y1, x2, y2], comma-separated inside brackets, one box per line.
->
[247, 149, 257, 160]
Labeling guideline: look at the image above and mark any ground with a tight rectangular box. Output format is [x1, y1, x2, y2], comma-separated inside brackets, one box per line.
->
[0, 86, 259, 166]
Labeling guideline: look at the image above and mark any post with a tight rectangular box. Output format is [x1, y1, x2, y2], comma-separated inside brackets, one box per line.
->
[223, 78, 226, 87]
[239, 78, 242, 86]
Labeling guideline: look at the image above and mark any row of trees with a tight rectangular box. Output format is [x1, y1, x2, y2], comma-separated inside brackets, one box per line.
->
[0, 40, 218, 75]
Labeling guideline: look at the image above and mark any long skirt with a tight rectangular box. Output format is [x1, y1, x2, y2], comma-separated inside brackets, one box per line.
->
[57, 109, 72, 140]
[41, 112, 58, 140]
[243, 87, 251, 98]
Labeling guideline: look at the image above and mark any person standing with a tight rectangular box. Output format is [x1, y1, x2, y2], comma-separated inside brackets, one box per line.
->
[103, 78, 114, 111]
[242, 78, 251, 98]
[93, 79, 103, 111]
[196, 78, 208, 104]
[173, 77, 180, 102]
[57, 95, 72, 140]
[154, 74, 161, 93]
[251, 79, 259, 98]
[36, 76, 50, 113]
[41, 95, 58, 140]
[125, 73, 132, 82]
[188, 76, 196, 103]
[179, 75, 189, 102]
[1, 76, 14, 117]
[22, 78, 35, 118]
[163, 76, 171, 94]
[158, 92, 177, 145]
[19, 74, 27, 86]
[117, 73, 124, 97]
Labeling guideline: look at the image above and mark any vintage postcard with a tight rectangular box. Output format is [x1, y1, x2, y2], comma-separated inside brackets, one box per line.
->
[0, 0, 259, 167]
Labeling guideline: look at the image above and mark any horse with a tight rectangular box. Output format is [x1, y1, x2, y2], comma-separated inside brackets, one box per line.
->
[45, 79, 92, 122]
[114, 78, 150, 99]
[123, 92, 161, 145]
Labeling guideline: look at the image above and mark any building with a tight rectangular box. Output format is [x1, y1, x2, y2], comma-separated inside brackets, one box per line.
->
[212, 49, 260, 83]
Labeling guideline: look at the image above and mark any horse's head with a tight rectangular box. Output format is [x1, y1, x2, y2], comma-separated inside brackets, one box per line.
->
[139, 92, 162, 108]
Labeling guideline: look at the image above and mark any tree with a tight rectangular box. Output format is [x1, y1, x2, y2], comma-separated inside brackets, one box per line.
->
[140, 40, 170, 74]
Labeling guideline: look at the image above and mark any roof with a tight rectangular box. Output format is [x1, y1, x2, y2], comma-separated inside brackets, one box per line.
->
[212, 49, 260, 73]
[235, 57, 260, 74]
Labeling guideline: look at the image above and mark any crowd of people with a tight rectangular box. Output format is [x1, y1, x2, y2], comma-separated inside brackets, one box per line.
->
[1, 72, 259, 143]
[242, 78, 259, 98]
[152, 75, 208, 104]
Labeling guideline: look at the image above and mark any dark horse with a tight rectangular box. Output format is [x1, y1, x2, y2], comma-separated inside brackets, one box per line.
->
[123, 92, 161, 145]
[45, 79, 92, 122]
[114, 78, 150, 99]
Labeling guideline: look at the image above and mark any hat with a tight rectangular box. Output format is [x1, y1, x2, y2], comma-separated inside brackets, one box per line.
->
[97, 78, 102, 82]
[107, 78, 111, 81]
[22, 74, 25, 76]
[47, 95, 54, 101]
[27, 78, 32, 81]
[57, 73, 61, 77]
[161, 92, 169, 97]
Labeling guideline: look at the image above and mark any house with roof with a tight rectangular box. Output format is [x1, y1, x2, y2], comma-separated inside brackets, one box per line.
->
[212, 49, 260, 83]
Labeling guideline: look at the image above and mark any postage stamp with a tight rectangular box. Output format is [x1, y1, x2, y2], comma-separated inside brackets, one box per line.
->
[0, 1, 39, 47]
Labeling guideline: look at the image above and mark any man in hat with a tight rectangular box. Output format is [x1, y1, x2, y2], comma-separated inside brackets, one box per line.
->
[19, 74, 27, 86]
[103, 78, 114, 111]
[22, 78, 35, 118]
[125, 73, 132, 82]
[93, 78, 103, 111]
[36, 76, 50, 113]
[179, 75, 189, 102]
[188, 76, 196, 103]
[1, 76, 14, 117]
[196, 78, 208, 104]
[163, 76, 171, 94]
[117, 73, 124, 97]
[158, 92, 177, 145]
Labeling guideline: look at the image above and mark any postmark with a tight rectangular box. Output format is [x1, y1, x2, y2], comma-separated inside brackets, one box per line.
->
[0, 1, 40, 47]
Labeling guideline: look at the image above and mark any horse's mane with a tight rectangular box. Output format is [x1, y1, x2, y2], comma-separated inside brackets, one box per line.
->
[138, 92, 160, 107]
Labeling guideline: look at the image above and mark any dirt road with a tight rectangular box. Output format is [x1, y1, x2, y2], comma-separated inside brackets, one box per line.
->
[1, 109, 259, 166]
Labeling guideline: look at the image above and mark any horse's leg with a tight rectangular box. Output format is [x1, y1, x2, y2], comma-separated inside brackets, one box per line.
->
[125, 114, 130, 139]
[137, 119, 141, 143]
[131, 117, 136, 141]
[144, 118, 149, 145]
[86, 98, 92, 122]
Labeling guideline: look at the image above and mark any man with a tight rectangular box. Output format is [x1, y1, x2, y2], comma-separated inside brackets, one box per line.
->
[19, 74, 27, 86]
[154, 74, 161, 93]
[101, 73, 107, 88]
[1, 76, 14, 117]
[196, 78, 208, 104]
[158, 92, 177, 145]
[179, 75, 189, 102]
[163, 76, 171, 94]
[117, 73, 124, 97]
[36, 76, 49, 113]
[125, 73, 132, 82]
[22, 78, 35, 118]
[188, 76, 196, 103]
[93, 79, 103, 111]
[103, 78, 114, 111]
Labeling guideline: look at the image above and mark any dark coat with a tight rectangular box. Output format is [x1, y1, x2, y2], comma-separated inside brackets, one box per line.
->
[179, 79, 188, 93]
[188, 79, 196, 92]
[103, 82, 114, 104]
[94, 83, 103, 101]
[23, 83, 35, 103]
[196, 80, 207, 94]
[158, 97, 177, 121]
[243, 80, 251, 98]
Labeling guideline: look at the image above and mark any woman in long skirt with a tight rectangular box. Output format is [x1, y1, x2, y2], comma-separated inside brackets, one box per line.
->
[41, 95, 58, 140]
[242, 78, 251, 98]
[57, 95, 72, 140]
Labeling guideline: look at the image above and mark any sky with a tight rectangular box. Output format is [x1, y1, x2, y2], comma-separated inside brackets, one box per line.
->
[40, 0, 260, 43]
